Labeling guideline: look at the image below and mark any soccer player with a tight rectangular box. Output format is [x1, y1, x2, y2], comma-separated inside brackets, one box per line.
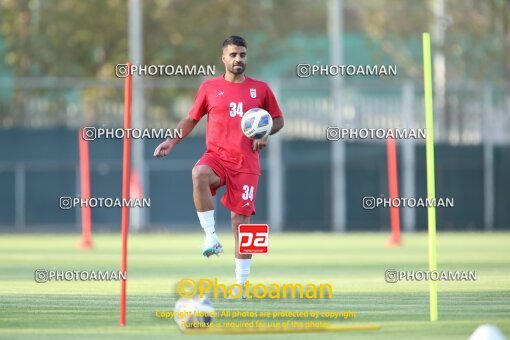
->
[153, 36, 284, 293]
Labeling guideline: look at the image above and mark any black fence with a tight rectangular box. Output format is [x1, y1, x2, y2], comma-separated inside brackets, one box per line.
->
[0, 128, 508, 232]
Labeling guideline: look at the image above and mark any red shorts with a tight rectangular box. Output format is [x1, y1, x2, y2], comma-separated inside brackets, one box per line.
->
[194, 153, 259, 216]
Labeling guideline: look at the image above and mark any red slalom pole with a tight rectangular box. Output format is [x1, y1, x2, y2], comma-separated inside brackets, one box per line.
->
[386, 136, 401, 247]
[120, 62, 132, 326]
[78, 128, 93, 249]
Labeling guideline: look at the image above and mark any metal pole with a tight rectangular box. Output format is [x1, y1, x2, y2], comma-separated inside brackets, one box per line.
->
[328, 0, 346, 232]
[401, 82, 416, 231]
[75, 164, 81, 231]
[268, 80, 284, 232]
[128, 0, 146, 231]
[433, 0, 448, 141]
[15, 164, 26, 231]
[483, 86, 494, 231]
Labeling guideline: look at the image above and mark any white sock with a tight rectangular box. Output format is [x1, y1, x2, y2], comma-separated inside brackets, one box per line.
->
[235, 258, 251, 285]
[197, 210, 216, 239]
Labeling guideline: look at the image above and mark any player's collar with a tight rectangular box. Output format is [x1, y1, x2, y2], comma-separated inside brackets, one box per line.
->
[222, 74, 248, 84]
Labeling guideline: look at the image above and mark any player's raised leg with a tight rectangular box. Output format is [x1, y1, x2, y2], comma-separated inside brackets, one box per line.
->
[232, 212, 252, 298]
[192, 164, 223, 257]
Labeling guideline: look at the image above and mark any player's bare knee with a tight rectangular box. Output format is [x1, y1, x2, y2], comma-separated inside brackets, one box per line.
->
[192, 166, 211, 187]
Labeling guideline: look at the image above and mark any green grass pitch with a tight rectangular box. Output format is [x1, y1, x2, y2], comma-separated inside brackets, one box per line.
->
[0, 232, 509, 339]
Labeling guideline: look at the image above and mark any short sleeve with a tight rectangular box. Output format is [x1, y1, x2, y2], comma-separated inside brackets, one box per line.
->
[263, 85, 283, 119]
[188, 83, 208, 120]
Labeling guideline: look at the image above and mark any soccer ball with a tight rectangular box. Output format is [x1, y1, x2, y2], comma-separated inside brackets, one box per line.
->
[173, 295, 215, 331]
[241, 108, 273, 139]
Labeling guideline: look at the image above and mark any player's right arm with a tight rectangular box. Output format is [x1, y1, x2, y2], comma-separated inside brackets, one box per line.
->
[153, 82, 209, 158]
[153, 116, 199, 158]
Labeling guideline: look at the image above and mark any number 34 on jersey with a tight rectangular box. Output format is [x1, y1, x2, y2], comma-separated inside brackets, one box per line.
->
[229, 102, 244, 117]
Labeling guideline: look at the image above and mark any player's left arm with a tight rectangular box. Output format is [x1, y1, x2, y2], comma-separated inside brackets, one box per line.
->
[252, 86, 284, 152]
[252, 117, 284, 151]
[270, 117, 284, 135]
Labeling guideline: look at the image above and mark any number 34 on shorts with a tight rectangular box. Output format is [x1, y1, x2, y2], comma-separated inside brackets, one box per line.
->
[222, 172, 259, 215]
[242, 185, 254, 201]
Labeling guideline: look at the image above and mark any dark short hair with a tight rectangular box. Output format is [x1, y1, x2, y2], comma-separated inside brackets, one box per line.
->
[222, 36, 247, 49]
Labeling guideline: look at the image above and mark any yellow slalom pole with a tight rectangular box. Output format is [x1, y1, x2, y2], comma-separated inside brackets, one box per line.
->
[182, 323, 381, 335]
[422, 32, 438, 321]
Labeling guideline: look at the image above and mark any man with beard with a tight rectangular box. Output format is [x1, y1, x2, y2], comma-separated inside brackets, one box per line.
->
[154, 36, 284, 297]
